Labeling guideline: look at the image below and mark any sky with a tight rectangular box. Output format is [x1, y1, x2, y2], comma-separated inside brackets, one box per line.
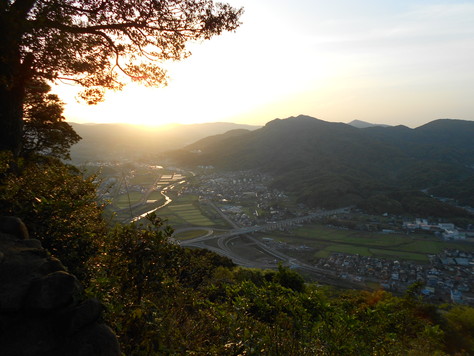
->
[56, 0, 474, 128]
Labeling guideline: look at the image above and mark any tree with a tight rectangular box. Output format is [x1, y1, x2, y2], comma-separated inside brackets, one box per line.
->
[273, 264, 306, 293]
[0, 0, 243, 155]
[22, 79, 81, 160]
[0, 153, 106, 281]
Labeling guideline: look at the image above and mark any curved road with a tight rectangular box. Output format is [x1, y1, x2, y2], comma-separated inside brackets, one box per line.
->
[121, 182, 359, 288]
[179, 206, 363, 288]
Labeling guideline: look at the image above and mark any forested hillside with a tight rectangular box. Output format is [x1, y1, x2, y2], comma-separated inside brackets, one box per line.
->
[2, 0, 473, 353]
[1, 152, 473, 355]
[172, 115, 474, 215]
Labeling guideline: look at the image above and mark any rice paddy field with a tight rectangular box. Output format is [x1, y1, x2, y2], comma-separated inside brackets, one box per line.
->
[265, 224, 474, 263]
[147, 190, 164, 201]
[159, 195, 227, 228]
[113, 192, 143, 209]
[129, 173, 156, 186]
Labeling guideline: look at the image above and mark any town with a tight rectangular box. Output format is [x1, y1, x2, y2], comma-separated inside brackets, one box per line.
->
[89, 162, 474, 305]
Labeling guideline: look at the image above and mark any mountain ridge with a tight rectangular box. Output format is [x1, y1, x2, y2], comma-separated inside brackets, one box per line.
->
[172, 115, 474, 214]
[348, 119, 391, 128]
[69, 121, 260, 162]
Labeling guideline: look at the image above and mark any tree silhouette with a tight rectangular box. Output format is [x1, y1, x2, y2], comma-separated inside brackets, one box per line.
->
[0, 0, 243, 155]
[22, 79, 81, 160]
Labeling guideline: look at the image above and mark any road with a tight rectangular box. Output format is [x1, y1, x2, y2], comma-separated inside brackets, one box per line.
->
[178, 206, 365, 288]
[203, 199, 240, 229]
[181, 207, 350, 244]
[120, 182, 359, 287]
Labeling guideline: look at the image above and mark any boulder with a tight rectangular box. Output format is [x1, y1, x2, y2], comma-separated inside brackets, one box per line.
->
[0, 218, 120, 356]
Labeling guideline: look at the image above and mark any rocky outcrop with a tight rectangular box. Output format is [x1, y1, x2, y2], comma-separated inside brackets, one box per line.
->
[0, 217, 120, 356]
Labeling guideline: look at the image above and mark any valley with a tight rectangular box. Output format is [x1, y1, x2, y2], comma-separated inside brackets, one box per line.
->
[89, 160, 474, 306]
[3, 2, 474, 352]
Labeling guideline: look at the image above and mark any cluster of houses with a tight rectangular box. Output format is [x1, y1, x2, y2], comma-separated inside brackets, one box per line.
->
[311, 250, 474, 305]
[90, 161, 185, 205]
[187, 171, 474, 306]
[185, 171, 298, 226]
[403, 218, 474, 240]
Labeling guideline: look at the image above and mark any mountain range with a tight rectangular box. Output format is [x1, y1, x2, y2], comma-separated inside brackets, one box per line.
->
[69, 122, 260, 163]
[172, 115, 474, 217]
[347, 119, 391, 128]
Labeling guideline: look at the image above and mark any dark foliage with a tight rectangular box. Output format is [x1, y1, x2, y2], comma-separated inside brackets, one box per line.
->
[1, 150, 473, 354]
[0, 153, 105, 281]
[0, 0, 243, 154]
[21, 79, 81, 160]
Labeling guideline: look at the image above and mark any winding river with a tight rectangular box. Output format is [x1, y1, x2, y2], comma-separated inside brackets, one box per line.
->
[128, 180, 185, 223]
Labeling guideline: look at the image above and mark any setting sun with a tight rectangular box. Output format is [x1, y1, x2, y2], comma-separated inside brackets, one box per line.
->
[2, 1, 474, 354]
[55, 0, 474, 128]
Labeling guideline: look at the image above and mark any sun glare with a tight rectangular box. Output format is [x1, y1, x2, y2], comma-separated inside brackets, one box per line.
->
[56, 41, 335, 127]
[54, 0, 474, 128]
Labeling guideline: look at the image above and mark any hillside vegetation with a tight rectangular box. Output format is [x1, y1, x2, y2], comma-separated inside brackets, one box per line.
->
[2, 152, 473, 355]
[172, 115, 474, 216]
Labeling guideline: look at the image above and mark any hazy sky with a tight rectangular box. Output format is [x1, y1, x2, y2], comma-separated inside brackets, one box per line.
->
[57, 0, 474, 127]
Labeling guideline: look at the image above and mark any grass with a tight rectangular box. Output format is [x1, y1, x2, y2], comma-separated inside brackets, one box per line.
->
[329, 244, 372, 256]
[315, 244, 372, 258]
[169, 204, 214, 226]
[148, 190, 164, 201]
[199, 203, 231, 228]
[296, 226, 413, 246]
[129, 174, 156, 186]
[400, 239, 474, 254]
[114, 192, 143, 209]
[159, 196, 215, 227]
[400, 240, 444, 254]
[174, 229, 210, 240]
[314, 245, 430, 262]
[268, 223, 474, 263]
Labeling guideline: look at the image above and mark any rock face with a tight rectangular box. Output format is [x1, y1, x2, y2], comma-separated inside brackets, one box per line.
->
[0, 217, 120, 356]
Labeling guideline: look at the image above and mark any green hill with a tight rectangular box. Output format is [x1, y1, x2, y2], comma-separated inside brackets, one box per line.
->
[172, 115, 474, 216]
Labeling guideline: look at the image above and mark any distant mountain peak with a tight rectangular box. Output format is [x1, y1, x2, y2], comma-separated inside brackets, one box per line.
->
[348, 119, 390, 128]
[265, 115, 342, 130]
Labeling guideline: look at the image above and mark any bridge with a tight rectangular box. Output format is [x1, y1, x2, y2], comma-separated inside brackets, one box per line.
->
[178, 206, 363, 289]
